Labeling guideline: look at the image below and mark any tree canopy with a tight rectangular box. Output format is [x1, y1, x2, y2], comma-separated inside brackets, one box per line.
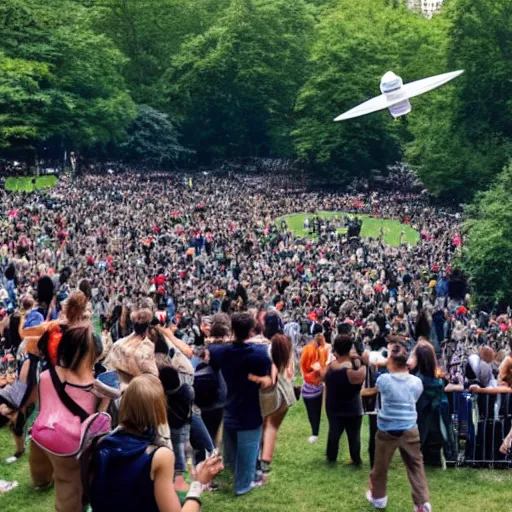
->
[0, 0, 135, 158]
[119, 105, 189, 167]
[0, 0, 509, 190]
[406, 0, 512, 202]
[462, 161, 512, 308]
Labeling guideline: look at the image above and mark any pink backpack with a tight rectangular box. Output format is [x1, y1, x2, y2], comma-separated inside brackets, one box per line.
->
[32, 366, 111, 457]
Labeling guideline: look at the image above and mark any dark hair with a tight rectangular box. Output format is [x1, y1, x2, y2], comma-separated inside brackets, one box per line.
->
[271, 334, 292, 372]
[60, 267, 73, 284]
[388, 337, 409, 368]
[415, 310, 431, 340]
[333, 334, 353, 357]
[37, 275, 55, 306]
[337, 322, 352, 335]
[210, 313, 231, 338]
[231, 312, 255, 342]
[415, 341, 438, 378]
[264, 313, 283, 340]
[57, 324, 95, 371]
[78, 279, 92, 300]
[134, 322, 150, 336]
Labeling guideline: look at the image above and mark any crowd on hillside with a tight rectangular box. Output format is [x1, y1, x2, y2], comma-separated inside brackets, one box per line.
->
[0, 171, 511, 512]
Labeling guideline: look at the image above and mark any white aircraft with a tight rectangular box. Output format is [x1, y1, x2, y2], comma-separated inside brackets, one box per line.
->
[334, 70, 464, 122]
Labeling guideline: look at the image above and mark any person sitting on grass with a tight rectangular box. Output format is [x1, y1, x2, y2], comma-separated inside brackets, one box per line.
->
[366, 337, 432, 512]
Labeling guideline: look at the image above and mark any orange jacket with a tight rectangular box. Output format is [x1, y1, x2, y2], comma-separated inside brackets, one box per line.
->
[301, 342, 330, 386]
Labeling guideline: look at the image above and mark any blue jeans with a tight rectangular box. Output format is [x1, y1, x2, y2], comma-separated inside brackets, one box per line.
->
[190, 413, 214, 463]
[223, 425, 262, 496]
[170, 424, 190, 475]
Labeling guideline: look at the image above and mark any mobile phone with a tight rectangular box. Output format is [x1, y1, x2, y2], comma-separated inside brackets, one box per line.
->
[97, 370, 120, 389]
[206, 448, 220, 459]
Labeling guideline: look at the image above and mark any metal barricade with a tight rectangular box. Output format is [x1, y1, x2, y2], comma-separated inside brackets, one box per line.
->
[446, 390, 512, 468]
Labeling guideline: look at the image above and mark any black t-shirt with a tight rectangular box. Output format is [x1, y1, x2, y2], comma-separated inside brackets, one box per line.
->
[325, 366, 363, 417]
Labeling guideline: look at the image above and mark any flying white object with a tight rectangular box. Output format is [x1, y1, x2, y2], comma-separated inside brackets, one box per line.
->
[334, 70, 464, 122]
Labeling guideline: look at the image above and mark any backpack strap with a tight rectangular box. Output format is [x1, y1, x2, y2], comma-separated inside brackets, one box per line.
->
[49, 365, 89, 422]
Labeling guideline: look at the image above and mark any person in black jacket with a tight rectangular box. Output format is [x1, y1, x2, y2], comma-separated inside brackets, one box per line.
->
[156, 355, 193, 493]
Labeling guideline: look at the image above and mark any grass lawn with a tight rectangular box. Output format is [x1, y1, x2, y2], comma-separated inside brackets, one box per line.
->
[275, 211, 420, 246]
[4, 176, 58, 193]
[2, 401, 511, 512]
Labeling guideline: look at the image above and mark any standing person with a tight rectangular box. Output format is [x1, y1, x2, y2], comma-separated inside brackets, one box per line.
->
[323, 335, 365, 465]
[197, 313, 230, 446]
[208, 312, 271, 496]
[300, 333, 331, 443]
[29, 324, 107, 512]
[251, 333, 297, 474]
[366, 338, 432, 512]
[104, 308, 158, 389]
[409, 341, 456, 465]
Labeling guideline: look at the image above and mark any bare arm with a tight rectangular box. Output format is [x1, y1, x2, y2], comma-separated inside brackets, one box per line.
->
[153, 448, 223, 512]
[157, 326, 194, 359]
[347, 365, 366, 385]
[469, 385, 512, 394]
[152, 449, 198, 512]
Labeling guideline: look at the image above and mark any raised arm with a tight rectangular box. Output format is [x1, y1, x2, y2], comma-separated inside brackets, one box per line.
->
[157, 325, 194, 359]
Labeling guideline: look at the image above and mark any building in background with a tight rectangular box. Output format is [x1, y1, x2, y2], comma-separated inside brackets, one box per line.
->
[407, 0, 443, 18]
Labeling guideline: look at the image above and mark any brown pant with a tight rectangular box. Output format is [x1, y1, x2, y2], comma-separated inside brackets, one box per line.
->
[369, 428, 430, 506]
[29, 441, 83, 512]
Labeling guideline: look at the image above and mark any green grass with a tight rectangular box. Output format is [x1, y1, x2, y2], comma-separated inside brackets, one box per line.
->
[2, 402, 511, 511]
[4, 176, 58, 193]
[275, 211, 420, 246]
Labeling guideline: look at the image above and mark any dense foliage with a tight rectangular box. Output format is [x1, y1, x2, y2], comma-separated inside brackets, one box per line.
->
[120, 105, 189, 166]
[463, 161, 512, 308]
[0, 0, 135, 158]
[406, 0, 512, 202]
[0, 0, 509, 189]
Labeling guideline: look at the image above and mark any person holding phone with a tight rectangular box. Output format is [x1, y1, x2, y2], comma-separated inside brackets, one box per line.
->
[89, 375, 223, 512]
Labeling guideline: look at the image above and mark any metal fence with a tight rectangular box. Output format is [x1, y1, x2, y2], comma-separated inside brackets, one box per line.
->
[446, 391, 512, 468]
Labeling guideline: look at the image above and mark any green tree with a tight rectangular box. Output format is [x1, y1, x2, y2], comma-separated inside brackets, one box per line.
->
[293, 0, 443, 183]
[91, 0, 230, 104]
[119, 105, 189, 167]
[0, 54, 51, 149]
[159, 0, 314, 161]
[0, 0, 136, 158]
[463, 161, 512, 307]
[406, 0, 512, 201]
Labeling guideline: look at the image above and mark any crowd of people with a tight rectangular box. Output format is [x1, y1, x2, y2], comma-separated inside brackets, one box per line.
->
[0, 169, 511, 512]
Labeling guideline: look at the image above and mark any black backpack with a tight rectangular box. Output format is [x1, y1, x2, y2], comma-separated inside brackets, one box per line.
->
[193, 363, 220, 409]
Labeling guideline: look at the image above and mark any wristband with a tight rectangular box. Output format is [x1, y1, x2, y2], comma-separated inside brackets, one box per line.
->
[186, 480, 203, 501]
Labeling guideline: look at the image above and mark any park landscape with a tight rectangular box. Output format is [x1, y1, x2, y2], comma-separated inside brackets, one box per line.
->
[1, 0, 512, 511]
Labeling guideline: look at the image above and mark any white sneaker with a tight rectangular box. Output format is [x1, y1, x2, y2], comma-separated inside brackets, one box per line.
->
[366, 490, 388, 509]
[414, 504, 432, 512]
[308, 435, 319, 444]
